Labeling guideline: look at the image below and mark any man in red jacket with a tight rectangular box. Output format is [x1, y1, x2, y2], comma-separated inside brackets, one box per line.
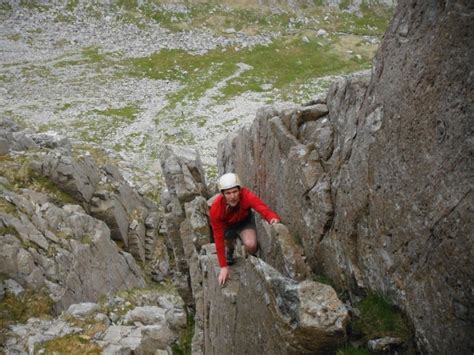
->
[210, 173, 281, 286]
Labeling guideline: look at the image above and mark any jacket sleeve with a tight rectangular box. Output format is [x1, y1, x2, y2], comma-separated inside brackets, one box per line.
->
[209, 203, 228, 268]
[245, 189, 281, 222]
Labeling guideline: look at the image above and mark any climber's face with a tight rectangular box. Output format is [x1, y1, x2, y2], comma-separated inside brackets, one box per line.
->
[223, 187, 240, 207]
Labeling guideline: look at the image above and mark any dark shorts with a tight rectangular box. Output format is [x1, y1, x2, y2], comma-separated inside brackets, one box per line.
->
[224, 211, 256, 240]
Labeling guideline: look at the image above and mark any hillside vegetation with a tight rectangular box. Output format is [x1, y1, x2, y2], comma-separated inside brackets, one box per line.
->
[0, 0, 392, 186]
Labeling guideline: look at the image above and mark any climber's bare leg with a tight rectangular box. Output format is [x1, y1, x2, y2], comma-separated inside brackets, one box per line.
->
[240, 228, 257, 255]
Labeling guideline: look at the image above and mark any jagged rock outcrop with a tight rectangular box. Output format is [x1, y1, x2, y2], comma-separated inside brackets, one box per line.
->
[160, 144, 211, 354]
[0, 177, 146, 312]
[0, 121, 190, 354]
[0, 118, 161, 264]
[160, 145, 350, 354]
[200, 245, 349, 354]
[217, 1, 473, 353]
[0, 119, 159, 312]
[160, 145, 208, 290]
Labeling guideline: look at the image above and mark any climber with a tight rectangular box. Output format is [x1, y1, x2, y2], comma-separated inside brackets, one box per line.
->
[209, 172, 281, 286]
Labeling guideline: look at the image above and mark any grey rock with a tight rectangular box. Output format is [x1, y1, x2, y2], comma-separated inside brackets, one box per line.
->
[165, 306, 187, 331]
[30, 133, 72, 150]
[216, 1, 473, 352]
[184, 196, 211, 251]
[201, 249, 348, 353]
[0, 137, 10, 155]
[11, 131, 38, 151]
[368, 337, 403, 351]
[6, 318, 82, 355]
[65, 302, 101, 318]
[257, 221, 310, 281]
[0, 186, 145, 311]
[160, 145, 208, 276]
[90, 194, 130, 246]
[124, 306, 166, 326]
[316, 29, 328, 36]
[300, 103, 329, 122]
[138, 324, 178, 353]
[0, 118, 21, 132]
[100, 326, 142, 351]
[33, 151, 100, 203]
[94, 313, 111, 325]
[160, 145, 208, 203]
[4, 279, 25, 296]
[97, 324, 178, 354]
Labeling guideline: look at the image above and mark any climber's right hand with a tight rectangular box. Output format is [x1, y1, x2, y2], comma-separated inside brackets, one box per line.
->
[218, 266, 230, 286]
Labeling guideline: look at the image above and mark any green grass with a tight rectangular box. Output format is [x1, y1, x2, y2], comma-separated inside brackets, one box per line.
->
[352, 293, 413, 342]
[0, 289, 53, 330]
[18, 0, 49, 12]
[0, 3, 12, 12]
[336, 345, 371, 355]
[0, 196, 17, 216]
[37, 334, 102, 354]
[122, 35, 372, 111]
[312, 273, 335, 287]
[171, 311, 194, 355]
[0, 158, 79, 206]
[0, 225, 19, 237]
[54, 46, 110, 68]
[71, 105, 140, 143]
[65, 0, 79, 12]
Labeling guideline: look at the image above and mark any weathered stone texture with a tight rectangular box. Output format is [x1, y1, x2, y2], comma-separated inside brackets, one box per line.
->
[160, 145, 209, 275]
[201, 246, 349, 354]
[160, 144, 211, 354]
[217, 1, 473, 353]
[0, 188, 146, 312]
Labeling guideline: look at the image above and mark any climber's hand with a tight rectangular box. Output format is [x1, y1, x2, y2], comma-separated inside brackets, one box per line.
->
[269, 218, 280, 225]
[218, 266, 230, 286]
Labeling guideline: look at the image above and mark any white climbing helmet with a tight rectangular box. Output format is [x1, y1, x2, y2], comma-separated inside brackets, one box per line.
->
[218, 173, 241, 192]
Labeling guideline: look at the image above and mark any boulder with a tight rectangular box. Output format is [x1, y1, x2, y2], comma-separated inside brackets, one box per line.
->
[98, 324, 178, 354]
[124, 306, 166, 325]
[65, 303, 101, 319]
[6, 318, 82, 355]
[256, 220, 310, 281]
[200, 245, 349, 354]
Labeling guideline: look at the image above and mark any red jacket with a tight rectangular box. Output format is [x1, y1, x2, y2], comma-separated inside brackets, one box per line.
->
[209, 187, 280, 267]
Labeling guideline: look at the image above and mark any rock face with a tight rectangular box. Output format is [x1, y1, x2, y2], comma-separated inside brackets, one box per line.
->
[0, 120, 151, 311]
[200, 247, 349, 354]
[160, 145, 349, 354]
[160, 144, 211, 354]
[0, 117, 162, 264]
[217, 1, 473, 353]
[0, 185, 145, 311]
[31, 151, 160, 263]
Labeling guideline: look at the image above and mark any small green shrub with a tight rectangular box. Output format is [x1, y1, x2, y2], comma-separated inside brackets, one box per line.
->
[352, 293, 413, 342]
[336, 345, 371, 355]
[0, 197, 17, 216]
[37, 334, 102, 354]
[171, 310, 194, 355]
[312, 273, 334, 287]
[0, 289, 54, 329]
[0, 225, 18, 237]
